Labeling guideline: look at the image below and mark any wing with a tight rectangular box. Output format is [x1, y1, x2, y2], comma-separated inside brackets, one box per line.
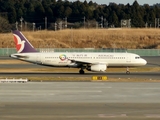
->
[69, 59, 107, 65]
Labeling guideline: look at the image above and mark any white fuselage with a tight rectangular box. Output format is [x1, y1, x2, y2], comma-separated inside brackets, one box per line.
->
[11, 52, 147, 68]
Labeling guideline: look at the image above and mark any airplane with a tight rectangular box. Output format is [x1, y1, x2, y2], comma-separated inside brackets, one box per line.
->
[10, 30, 147, 74]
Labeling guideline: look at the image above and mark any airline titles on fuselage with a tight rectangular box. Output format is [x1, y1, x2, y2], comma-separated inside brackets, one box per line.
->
[58, 54, 117, 63]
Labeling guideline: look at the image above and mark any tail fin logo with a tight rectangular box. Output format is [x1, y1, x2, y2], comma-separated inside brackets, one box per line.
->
[13, 34, 25, 53]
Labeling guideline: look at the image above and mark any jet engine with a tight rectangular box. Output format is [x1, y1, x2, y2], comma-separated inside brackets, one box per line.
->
[68, 62, 80, 68]
[87, 64, 107, 72]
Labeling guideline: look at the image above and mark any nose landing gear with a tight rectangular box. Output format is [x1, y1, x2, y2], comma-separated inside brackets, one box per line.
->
[126, 67, 130, 74]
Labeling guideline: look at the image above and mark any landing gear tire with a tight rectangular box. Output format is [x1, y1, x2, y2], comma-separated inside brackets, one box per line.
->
[79, 69, 85, 74]
[126, 67, 130, 74]
[126, 71, 130, 74]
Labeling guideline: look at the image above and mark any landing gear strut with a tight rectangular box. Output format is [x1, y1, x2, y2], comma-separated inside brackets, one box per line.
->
[79, 69, 85, 74]
[126, 67, 130, 74]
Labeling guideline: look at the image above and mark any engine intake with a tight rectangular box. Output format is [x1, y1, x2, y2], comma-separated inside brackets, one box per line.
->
[87, 64, 106, 72]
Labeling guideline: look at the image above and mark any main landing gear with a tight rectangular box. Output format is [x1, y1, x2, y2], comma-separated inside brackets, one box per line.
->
[126, 67, 130, 74]
[79, 69, 85, 74]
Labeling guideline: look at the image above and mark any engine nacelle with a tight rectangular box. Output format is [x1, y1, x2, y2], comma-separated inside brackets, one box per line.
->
[68, 62, 80, 68]
[87, 64, 107, 72]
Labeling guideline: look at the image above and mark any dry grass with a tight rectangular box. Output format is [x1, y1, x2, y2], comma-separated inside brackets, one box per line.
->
[0, 60, 29, 64]
[0, 76, 159, 82]
[0, 65, 159, 73]
[0, 28, 160, 49]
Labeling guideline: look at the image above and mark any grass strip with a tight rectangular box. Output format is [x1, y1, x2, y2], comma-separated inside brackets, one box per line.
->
[0, 76, 159, 82]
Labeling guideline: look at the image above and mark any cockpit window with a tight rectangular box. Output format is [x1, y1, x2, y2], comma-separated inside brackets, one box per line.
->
[135, 57, 140, 59]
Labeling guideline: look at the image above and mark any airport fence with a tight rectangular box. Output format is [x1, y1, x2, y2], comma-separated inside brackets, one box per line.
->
[0, 48, 159, 56]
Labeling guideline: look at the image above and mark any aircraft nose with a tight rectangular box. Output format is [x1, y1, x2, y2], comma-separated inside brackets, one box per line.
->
[142, 59, 147, 65]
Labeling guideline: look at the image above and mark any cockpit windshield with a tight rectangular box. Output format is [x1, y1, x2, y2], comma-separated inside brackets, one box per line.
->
[135, 56, 141, 59]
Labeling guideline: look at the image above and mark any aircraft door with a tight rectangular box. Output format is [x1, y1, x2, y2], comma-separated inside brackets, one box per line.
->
[126, 54, 131, 63]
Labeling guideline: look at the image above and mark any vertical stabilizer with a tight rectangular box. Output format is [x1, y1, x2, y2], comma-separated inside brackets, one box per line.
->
[13, 30, 37, 53]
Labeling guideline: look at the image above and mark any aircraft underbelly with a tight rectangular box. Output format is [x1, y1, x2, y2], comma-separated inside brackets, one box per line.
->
[42, 60, 71, 66]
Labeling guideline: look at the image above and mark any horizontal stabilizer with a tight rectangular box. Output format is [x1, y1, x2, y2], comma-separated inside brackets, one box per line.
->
[10, 54, 28, 59]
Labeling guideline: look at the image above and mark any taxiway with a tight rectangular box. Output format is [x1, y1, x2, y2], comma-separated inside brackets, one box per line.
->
[0, 82, 160, 120]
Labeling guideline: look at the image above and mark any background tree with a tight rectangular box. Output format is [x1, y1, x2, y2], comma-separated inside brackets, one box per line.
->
[64, 6, 72, 17]
[24, 1, 35, 22]
[108, 11, 119, 27]
[131, 0, 145, 27]
[34, 2, 45, 26]
[0, 0, 160, 31]
[7, 7, 16, 24]
[0, 16, 11, 32]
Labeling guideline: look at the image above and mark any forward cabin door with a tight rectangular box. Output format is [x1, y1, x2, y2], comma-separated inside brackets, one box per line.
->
[126, 54, 131, 63]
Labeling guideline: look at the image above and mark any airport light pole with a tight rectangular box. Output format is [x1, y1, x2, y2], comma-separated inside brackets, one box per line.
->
[158, 18, 160, 28]
[15, 22, 18, 30]
[84, 16, 85, 29]
[155, 18, 160, 28]
[20, 17, 23, 31]
[101, 16, 103, 28]
[155, 18, 157, 28]
[45, 17, 47, 30]
[25, 22, 27, 31]
[64, 17, 67, 28]
[33, 23, 35, 31]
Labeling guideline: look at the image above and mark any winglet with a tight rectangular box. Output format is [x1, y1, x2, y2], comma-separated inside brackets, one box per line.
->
[13, 30, 37, 53]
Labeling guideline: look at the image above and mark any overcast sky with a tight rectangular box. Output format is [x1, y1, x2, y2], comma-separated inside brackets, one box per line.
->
[69, 0, 160, 5]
